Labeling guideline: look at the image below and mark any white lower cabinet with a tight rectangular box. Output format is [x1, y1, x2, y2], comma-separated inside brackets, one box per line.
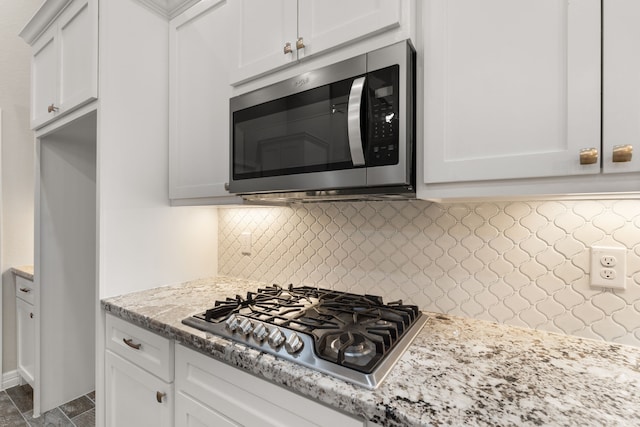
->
[104, 316, 377, 427]
[105, 351, 174, 427]
[15, 275, 36, 387]
[176, 391, 239, 427]
[105, 314, 175, 427]
[175, 344, 364, 427]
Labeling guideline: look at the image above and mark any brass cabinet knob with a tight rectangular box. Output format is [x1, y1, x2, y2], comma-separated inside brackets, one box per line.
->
[612, 144, 633, 163]
[283, 42, 292, 54]
[579, 148, 599, 165]
[47, 104, 59, 113]
[296, 37, 305, 49]
[156, 391, 166, 403]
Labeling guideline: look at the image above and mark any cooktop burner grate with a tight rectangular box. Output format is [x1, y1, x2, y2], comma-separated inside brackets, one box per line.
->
[183, 284, 427, 389]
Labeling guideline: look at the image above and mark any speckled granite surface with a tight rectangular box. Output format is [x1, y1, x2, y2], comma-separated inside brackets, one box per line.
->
[102, 277, 640, 427]
[10, 265, 34, 281]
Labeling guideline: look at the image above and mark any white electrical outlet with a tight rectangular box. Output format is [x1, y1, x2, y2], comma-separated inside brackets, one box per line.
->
[240, 231, 252, 255]
[590, 245, 627, 289]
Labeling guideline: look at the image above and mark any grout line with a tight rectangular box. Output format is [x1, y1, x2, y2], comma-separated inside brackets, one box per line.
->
[3, 390, 30, 426]
[54, 405, 77, 427]
[3, 386, 96, 426]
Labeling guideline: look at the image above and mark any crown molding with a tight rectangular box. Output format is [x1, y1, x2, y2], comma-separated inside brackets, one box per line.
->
[19, 0, 74, 45]
[135, 0, 200, 19]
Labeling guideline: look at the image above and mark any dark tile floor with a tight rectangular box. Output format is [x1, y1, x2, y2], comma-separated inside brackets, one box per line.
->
[0, 384, 94, 426]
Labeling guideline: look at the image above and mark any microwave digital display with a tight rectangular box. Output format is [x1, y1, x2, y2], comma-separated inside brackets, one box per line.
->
[374, 86, 393, 99]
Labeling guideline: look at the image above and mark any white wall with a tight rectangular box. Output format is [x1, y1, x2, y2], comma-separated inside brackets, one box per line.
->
[0, 0, 41, 377]
[97, 0, 219, 297]
[96, 2, 218, 424]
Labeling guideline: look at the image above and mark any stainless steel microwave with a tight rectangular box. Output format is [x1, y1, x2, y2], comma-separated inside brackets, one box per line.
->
[229, 40, 416, 203]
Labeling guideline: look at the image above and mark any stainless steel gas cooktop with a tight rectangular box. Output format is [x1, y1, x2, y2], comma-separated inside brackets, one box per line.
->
[182, 284, 427, 389]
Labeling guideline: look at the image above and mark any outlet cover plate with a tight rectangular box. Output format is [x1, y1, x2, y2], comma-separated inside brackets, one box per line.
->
[590, 245, 627, 289]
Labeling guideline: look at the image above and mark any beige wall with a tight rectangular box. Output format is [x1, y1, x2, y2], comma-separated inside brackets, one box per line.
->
[0, 0, 41, 376]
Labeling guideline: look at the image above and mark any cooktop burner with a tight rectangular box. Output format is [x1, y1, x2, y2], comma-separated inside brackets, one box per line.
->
[182, 284, 427, 389]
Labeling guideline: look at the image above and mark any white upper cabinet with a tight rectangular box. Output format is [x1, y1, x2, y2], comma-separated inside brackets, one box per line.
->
[31, 26, 58, 130]
[58, 0, 97, 116]
[297, 0, 401, 58]
[603, 0, 640, 175]
[21, 0, 98, 130]
[423, 0, 601, 185]
[230, 0, 404, 85]
[230, 0, 298, 85]
[169, 0, 242, 204]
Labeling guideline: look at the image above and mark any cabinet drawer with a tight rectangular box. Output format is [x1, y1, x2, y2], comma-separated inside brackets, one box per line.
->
[15, 276, 35, 305]
[106, 314, 174, 382]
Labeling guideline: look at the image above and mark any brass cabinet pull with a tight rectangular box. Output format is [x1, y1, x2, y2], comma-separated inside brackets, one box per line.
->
[47, 104, 59, 113]
[612, 144, 633, 162]
[296, 37, 305, 49]
[123, 338, 141, 350]
[19, 287, 31, 293]
[283, 42, 292, 54]
[579, 148, 598, 165]
[156, 391, 166, 403]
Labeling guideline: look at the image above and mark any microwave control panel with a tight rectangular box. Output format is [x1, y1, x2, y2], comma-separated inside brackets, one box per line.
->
[367, 65, 399, 166]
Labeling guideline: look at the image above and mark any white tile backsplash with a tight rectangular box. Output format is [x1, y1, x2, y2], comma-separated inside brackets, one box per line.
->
[219, 200, 640, 347]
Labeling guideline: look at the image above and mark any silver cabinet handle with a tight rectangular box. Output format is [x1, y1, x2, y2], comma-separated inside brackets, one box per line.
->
[347, 76, 366, 166]
[612, 144, 633, 162]
[224, 182, 230, 191]
[579, 148, 598, 165]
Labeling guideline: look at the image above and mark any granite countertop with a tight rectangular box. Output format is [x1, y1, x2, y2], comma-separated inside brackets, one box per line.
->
[10, 265, 34, 281]
[102, 277, 640, 427]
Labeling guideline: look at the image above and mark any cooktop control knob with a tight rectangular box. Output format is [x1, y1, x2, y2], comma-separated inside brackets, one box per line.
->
[267, 328, 285, 348]
[225, 314, 240, 332]
[284, 332, 304, 354]
[238, 318, 253, 335]
[253, 323, 268, 342]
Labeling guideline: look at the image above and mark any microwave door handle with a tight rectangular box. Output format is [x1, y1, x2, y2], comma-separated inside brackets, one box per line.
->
[347, 76, 366, 166]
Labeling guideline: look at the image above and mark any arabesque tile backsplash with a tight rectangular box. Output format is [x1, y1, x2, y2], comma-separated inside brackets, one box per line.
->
[219, 200, 640, 347]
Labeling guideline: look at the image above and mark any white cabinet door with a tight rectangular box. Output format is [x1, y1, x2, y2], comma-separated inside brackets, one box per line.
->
[31, 25, 58, 129]
[230, 0, 298, 84]
[297, 0, 401, 59]
[169, 0, 242, 204]
[603, 0, 640, 175]
[423, 0, 601, 184]
[57, 0, 98, 114]
[16, 298, 35, 386]
[105, 351, 174, 427]
[176, 392, 240, 427]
